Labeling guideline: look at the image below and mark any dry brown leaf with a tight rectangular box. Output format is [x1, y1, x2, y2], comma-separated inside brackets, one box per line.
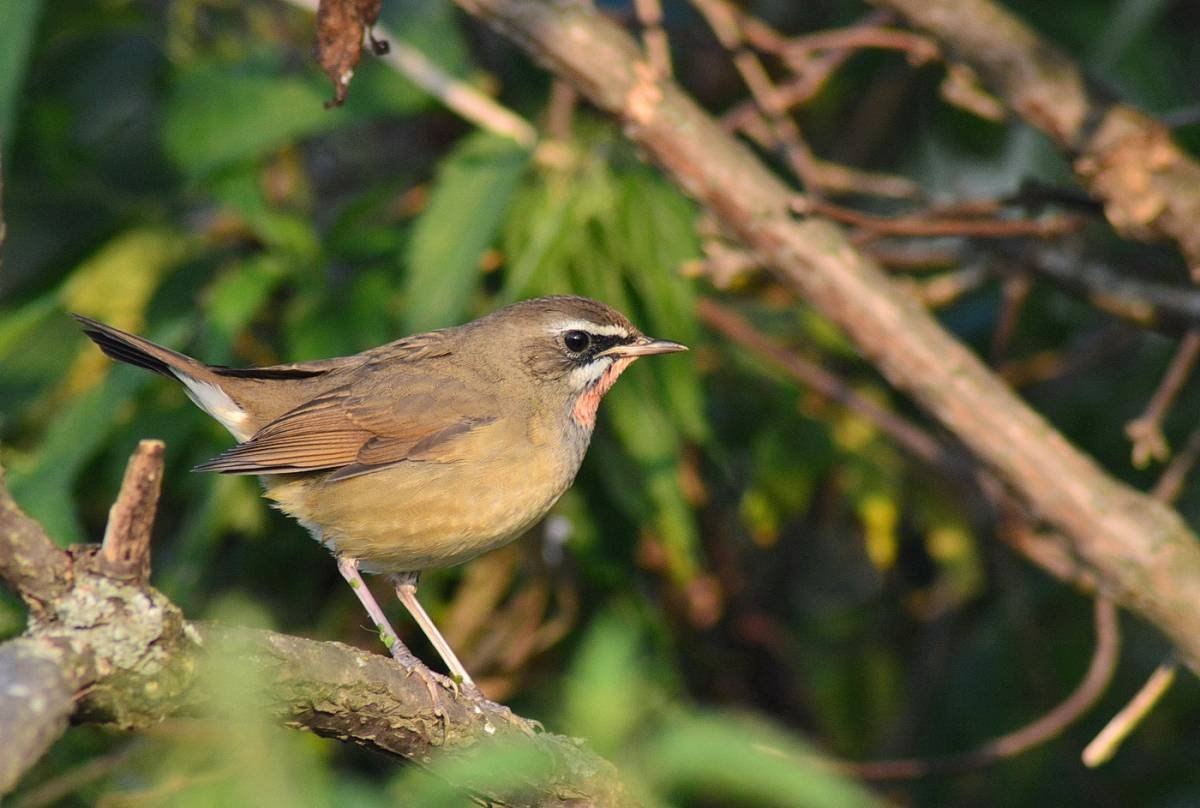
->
[314, 0, 386, 108]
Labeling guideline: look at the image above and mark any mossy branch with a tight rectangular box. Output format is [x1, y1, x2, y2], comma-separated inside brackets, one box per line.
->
[0, 441, 630, 806]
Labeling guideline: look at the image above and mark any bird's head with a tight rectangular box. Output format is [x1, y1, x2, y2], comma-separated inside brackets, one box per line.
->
[475, 296, 687, 429]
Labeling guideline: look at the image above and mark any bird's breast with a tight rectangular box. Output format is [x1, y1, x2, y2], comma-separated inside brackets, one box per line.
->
[263, 415, 589, 573]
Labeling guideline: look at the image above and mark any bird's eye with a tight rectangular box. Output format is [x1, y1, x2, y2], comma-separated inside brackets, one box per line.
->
[563, 330, 591, 353]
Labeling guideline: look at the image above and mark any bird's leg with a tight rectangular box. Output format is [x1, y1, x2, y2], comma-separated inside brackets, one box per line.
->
[336, 556, 420, 665]
[391, 571, 476, 688]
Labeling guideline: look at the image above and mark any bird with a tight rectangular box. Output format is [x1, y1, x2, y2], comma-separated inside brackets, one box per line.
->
[74, 296, 686, 688]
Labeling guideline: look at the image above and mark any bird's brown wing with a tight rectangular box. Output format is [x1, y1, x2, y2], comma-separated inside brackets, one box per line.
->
[193, 365, 497, 481]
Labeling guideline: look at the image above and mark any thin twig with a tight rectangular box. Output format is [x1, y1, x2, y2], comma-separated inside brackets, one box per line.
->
[1125, 330, 1200, 467]
[843, 598, 1119, 779]
[714, 11, 922, 199]
[801, 198, 1083, 241]
[543, 79, 578, 142]
[696, 298, 956, 471]
[633, 0, 672, 76]
[990, 272, 1032, 364]
[691, 0, 821, 188]
[0, 465, 71, 607]
[100, 439, 164, 582]
[1080, 422, 1200, 766]
[723, 64, 848, 129]
[939, 62, 1006, 121]
[1018, 244, 1200, 335]
[904, 264, 992, 308]
[379, 37, 536, 147]
[11, 745, 138, 808]
[862, 244, 960, 271]
[773, 25, 939, 69]
[1151, 422, 1200, 503]
[1082, 662, 1177, 767]
[284, 0, 536, 147]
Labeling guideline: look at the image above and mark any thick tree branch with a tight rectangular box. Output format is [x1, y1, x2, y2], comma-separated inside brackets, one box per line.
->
[450, 0, 1200, 675]
[0, 448, 628, 806]
[0, 465, 71, 609]
[872, 0, 1200, 276]
[0, 639, 84, 794]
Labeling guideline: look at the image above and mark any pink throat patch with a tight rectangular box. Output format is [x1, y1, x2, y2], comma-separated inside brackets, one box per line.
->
[571, 357, 636, 429]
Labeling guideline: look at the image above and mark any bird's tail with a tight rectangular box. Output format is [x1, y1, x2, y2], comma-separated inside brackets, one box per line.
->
[73, 313, 257, 440]
[72, 314, 202, 379]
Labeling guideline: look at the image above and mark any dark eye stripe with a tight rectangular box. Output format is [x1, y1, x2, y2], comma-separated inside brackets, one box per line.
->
[588, 334, 626, 353]
[563, 331, 636, 364]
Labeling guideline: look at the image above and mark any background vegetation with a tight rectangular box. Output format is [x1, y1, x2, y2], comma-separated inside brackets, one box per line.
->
[3, 0, 1200, 804]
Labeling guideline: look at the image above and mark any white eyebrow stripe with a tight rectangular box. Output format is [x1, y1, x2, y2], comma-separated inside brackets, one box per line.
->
[546, 319, 631, 338]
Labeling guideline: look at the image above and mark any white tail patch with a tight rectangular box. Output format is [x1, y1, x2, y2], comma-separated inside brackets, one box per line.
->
[173, 372, 252, 441]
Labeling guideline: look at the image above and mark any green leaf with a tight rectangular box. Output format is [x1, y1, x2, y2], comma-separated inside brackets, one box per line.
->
[648, 713, 880, 808]
[0, 0, 42, 147]
[7, 310, 191, 543]
[201, 257, 290, 361]
[402, 132, 530, 330]
[616, 174, 707, 442]
[498, 181, 574, 302]
[562, 610, 647, 753]
[163, 59, 345, 177]
[379, 0, 471, 79]
[0, 296, 85, 434]
[163, 44, 435, 179]
[9, 369, 149, 542]
[208, 168, 321, 260]
[0, 292, 57, 358]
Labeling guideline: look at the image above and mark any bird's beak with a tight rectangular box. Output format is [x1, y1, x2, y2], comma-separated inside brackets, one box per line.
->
[600, 336, 688, 358]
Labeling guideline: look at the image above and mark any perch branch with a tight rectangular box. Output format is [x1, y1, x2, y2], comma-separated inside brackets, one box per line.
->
[0, 639, 85, 795]
[0, 449, 628, 806]
[0, 465, 70, 609]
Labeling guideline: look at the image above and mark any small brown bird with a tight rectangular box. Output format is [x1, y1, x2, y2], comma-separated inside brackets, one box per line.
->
[75, 296, 685, 687]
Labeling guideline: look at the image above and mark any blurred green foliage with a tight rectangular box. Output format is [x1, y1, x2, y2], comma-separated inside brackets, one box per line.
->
[3, 0, 1200, 806]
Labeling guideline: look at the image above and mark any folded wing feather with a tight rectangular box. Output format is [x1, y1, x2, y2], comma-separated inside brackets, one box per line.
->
[194, 373, 497, 480]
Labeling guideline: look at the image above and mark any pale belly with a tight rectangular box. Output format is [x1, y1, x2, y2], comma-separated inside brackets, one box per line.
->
[262, 439, 582, 573]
